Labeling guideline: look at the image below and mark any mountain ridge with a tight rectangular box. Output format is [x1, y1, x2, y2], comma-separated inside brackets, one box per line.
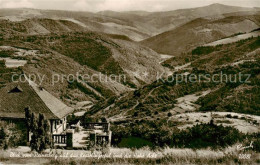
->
[1, 3, 259, 41]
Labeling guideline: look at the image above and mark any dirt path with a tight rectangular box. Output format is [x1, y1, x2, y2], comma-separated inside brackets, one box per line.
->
[159, 54, 173, 64]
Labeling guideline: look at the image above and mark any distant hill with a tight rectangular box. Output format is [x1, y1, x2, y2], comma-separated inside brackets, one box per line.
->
[141, 14, 260, 55]
[1, 4, 259, 41]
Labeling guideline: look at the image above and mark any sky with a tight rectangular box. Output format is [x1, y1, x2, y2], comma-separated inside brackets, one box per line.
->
[0, 0, 259, 12]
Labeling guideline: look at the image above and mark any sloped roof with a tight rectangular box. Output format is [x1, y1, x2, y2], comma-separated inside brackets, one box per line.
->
[0, 80, 73, 120]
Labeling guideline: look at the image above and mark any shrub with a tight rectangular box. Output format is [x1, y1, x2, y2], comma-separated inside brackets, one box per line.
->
[118, 137, 153, 149]
[167, 112, 172, 117]
[111, 121, 245, 150]
[225, 114, 232, 118]
[0, 121, 25, 149]
[0, 127, 7, 149]
[0, 50, 14, 57]
[192, 46, 215, 55]
[172, 123, 244, 149]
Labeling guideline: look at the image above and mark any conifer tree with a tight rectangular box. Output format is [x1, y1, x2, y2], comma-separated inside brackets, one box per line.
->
[25, 108, 52, 152]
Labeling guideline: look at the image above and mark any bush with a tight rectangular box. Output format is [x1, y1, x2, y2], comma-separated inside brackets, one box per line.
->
[192, 46, 216, 55]
[111, 121, 245, 150]
[118, 137, 153, 149]
[172, 123, 244, 149]
[0, 50, 14, 57]
[0, 121, 25, 149]
[0, 127, 7, 149]
[167, 112, 172, 117]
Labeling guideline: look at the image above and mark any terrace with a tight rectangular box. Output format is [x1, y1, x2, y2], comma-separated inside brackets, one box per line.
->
[53, 121, 112, 149]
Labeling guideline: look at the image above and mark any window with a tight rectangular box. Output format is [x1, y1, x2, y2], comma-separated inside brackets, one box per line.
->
[9, 86, 23, 93]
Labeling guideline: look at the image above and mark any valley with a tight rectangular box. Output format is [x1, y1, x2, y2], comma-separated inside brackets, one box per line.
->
[0, 3, 260, 164]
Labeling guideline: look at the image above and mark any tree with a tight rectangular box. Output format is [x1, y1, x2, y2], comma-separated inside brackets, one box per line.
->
[101, 117, 107, 123]
[25, 108, 52, 153]
[0, 127, 7, 149]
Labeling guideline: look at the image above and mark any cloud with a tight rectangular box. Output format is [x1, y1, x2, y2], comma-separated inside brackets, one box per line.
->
[97, 0, 135, 11]
[73, 0, 103, 11]
[2, 0, 34, 8]
[72, 0, 176, 12]
[73, 0, 89, 11]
